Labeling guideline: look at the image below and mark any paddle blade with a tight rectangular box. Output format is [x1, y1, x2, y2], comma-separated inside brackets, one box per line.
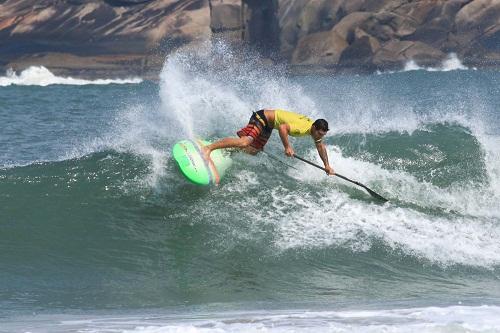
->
[364, 186, 389, 202]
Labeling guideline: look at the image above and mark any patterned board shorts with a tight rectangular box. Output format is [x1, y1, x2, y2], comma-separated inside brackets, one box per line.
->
[236, 110, 273, 150]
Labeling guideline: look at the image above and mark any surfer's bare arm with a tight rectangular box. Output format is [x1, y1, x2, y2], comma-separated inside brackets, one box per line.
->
[315, 141, 334, 175]
[279, 124, 294, 157]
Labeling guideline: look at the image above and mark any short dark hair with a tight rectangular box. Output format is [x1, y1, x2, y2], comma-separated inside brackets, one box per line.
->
[313, 119, 329, 132]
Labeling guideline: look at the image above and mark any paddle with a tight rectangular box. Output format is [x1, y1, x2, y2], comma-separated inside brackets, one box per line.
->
[293, 154, 389, 202]
[262, 150, 299, 170]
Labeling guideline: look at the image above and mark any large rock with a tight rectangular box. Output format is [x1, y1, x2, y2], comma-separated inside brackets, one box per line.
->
[0, 0, 210, 76]
[2, 0, 500, 75]
[395, 0, 470, 46]
[455, 0, 500, 51]
[0, 0, 210, 50]
[338, 27, 380, 67]
[282, 0, 500, 70]
[331, 12, 373, 41]
[278, 0, 345, 58]
[373, 40, 446, 68]
[292, 29, 348, 65]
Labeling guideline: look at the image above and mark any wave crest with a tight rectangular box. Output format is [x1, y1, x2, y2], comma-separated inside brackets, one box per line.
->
[0, 66, 142, 86]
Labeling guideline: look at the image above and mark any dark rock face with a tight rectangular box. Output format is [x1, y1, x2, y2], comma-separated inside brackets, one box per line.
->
[244, 0, 279, 56]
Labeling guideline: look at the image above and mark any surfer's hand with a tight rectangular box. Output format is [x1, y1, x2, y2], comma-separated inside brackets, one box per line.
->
[325, 165, 335, 176]
[285, 146, 295, 157]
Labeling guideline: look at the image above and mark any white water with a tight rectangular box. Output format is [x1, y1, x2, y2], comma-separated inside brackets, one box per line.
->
[158, 41, 319, 139]
[403, 53, 469, 72]
[376, 53, 471, 75]
[89, 42, 500, 268]
[263, 145, 500, 267]
[0, 66, 142, 86]
[110, 41, 320, 187]
[5, 305, 500, 333]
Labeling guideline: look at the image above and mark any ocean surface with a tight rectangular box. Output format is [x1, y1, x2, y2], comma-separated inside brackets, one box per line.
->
[1, 44, 500, 332]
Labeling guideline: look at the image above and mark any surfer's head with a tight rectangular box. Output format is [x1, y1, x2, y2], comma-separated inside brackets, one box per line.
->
[311, 119, 329, 142]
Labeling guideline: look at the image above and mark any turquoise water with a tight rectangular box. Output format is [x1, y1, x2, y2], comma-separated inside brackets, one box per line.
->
[1, 45, 500, 332]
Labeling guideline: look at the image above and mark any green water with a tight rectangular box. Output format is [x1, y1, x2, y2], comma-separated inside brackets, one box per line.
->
[1, 49, 500, 331]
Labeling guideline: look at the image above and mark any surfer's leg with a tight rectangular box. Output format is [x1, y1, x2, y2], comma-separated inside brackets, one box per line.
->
[241, 146, 261, 155]
[203, 136, 253, 159]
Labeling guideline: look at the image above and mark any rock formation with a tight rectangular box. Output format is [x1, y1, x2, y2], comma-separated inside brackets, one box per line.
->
[1, 0, 499, 77]
[0, 0, 210, 77]
[211, 0, 500, 71]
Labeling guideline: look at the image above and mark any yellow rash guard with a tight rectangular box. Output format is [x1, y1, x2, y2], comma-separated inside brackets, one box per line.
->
[273, 109, 314, 136]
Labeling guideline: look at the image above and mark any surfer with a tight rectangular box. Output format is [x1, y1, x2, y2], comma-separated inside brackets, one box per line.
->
[202, 109, 334, 175]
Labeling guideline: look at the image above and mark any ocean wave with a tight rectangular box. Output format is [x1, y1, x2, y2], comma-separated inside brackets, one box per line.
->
[2, 42, 499, 271]
[254, 144, 500, 267]
[6, 305, 500, 333]
[0, 66, 142, 86]
[158, 41, 319, 140]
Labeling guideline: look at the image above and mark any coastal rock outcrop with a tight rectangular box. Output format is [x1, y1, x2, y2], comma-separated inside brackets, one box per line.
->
[1, 0, 500, 76]
[275, 0, 500, 70]
[0, 0, 210, 77]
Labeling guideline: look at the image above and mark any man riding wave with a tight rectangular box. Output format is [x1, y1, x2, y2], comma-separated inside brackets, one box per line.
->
[202, 109, 334, 175]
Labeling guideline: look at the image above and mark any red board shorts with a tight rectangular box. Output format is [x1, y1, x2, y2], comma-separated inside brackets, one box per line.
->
[237, 110, 273, 150]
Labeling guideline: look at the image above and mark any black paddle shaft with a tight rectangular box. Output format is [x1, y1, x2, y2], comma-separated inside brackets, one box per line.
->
[293, 154, 389, 202]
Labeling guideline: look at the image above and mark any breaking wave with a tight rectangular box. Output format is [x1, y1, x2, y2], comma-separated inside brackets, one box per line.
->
[0, 66, 142, 86]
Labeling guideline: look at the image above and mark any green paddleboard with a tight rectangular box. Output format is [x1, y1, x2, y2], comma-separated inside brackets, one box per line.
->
[172, 139, 232, 185]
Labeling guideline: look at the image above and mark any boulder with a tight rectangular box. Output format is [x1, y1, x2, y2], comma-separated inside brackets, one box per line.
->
[396, 0, 469, 46]
[2, 0, 500, 74]
[455, 0, 500, 51]
[291, 29, 348, 65]
[278, 0, 345, 57]
[336, 27, 379, 66]
[0, 0, 210, 77]
[372, 11, 417, 38]
[0, 0, 210, 56]
[373, 40, 445, 68]
[455, 0, 499, 31]
[330, 11, 372, 42]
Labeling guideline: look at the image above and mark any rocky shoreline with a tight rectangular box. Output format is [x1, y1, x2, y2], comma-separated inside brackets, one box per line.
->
[1, 0, 499, 78]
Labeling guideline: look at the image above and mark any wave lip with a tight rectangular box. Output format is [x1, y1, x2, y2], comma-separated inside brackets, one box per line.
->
[0, 66, 143, 86]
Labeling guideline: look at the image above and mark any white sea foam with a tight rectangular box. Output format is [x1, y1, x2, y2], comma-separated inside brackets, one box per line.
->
[377, 53, 471, 75]
[158, 41, 319, 140]
[255, 141, 500, 267]
[124, 41, 321, 188]
[404, 53, 469, 72]
[44, 41, 497, 268]
[0, 66, 142, 86]
[148, 42, 500, 267]
[7, 305, 500, 332]
[403, 59, 422, 72]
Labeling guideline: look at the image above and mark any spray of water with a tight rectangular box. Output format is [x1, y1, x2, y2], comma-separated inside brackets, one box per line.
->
[158, 41, 319, 139]
[99, 41, 500, 267]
